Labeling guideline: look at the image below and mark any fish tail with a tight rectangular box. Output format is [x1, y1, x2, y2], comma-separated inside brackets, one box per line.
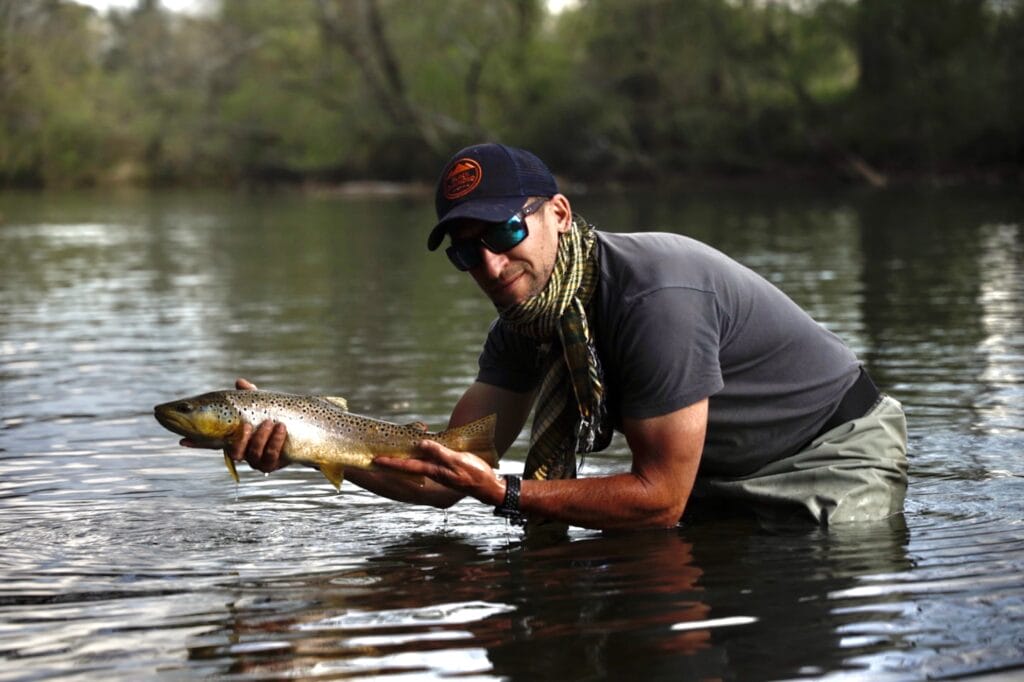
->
[437, 414, 499, 467]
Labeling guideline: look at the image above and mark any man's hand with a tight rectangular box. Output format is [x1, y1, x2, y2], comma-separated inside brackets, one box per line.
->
[179, 377, 289, 474]
[374, 440, 506, 507]
[382, 399, 707, 531]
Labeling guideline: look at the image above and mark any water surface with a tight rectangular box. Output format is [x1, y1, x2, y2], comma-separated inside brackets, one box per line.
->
[1, 187, 1022, 680]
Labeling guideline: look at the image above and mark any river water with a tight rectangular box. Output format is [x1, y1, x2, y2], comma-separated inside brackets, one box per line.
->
[1, 187, 1022, 681]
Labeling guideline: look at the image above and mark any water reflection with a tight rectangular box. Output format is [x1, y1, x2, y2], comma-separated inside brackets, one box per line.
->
[977, 222, 1023, 437]
[185, 531, 712, 679]
[178, 519, 924, 681]
[1, 188, 1023, 680]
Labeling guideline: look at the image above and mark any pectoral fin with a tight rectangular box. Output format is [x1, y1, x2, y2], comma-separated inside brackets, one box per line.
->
[223, 453, 241, 483]
[320, 463, 345, 490]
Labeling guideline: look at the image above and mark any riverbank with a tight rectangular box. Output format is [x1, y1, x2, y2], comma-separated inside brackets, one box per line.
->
[3, 164, 1021, 200]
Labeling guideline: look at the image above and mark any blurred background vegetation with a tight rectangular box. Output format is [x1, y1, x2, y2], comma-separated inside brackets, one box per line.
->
[1, 0, 1022, 189]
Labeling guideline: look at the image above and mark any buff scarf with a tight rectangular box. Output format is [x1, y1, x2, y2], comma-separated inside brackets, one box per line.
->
[499, 215, 612, 484]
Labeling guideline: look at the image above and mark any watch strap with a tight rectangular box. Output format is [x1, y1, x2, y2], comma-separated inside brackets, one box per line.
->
[493, 474, 526, 526]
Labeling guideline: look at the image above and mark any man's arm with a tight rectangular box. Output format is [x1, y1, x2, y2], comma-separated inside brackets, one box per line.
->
[377, 398, 708, 530]
[448, 380, 536, 455]
[518, 399, 707, 529]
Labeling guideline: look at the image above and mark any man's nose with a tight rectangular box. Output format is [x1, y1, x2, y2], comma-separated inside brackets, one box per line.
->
[477, 246, 508, 276]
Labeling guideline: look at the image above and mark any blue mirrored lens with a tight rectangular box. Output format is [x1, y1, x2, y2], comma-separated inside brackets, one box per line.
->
[446, 242, 480, 271]
[445, 214, 530, 271]
[481, 216, 528, 253]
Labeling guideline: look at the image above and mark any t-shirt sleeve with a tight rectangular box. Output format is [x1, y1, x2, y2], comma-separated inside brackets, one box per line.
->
[475, 319, 546, 392]
[610, 286, 725, 419]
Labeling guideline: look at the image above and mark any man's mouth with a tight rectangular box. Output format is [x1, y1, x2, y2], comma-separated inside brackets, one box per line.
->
[487, 270, 523, 296]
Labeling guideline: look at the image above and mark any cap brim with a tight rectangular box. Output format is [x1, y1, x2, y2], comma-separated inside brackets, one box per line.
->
[427, 197, 525, 250]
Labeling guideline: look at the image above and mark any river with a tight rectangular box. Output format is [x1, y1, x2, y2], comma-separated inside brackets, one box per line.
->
[1, 186, 1022, 680]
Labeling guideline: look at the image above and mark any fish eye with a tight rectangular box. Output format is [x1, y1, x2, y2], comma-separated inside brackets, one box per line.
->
[175, 402, 193, 413]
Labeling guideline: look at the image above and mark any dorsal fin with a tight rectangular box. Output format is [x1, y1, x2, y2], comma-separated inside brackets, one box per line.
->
[320, 396, 349, 411]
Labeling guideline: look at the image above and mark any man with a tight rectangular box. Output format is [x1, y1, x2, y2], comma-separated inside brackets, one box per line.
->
[224, 143, 908, 530]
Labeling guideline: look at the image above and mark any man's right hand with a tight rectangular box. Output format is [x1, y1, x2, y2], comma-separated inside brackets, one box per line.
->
[223, 378, 290, 473]
[173, 378, 292, 475]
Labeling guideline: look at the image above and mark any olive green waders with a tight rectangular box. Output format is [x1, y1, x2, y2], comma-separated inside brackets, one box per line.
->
[692, 395, 909, 526]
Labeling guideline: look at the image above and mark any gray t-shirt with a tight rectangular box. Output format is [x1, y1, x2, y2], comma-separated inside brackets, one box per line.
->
[477, 231, 861, 476]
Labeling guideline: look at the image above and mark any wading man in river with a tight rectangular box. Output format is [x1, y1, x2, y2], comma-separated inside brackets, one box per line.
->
[226, 143, 908, 529]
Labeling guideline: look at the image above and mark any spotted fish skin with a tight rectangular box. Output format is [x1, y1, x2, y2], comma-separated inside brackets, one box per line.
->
[154, 389, 498, 489]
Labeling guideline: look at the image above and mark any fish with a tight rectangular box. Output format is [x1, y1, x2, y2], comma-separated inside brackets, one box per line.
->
[153, 389, 498, 489]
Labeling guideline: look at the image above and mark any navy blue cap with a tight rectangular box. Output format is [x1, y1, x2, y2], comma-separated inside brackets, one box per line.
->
[427, 143, 558, 251]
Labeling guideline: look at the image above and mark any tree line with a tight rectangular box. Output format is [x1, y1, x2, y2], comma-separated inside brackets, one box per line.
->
[1, 0, 1022, 188]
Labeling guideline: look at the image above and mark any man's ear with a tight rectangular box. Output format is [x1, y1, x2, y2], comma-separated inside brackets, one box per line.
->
[549, 193, 573, 234]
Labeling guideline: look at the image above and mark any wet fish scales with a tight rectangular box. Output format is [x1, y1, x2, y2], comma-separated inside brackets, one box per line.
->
[153, 389, 498, 489]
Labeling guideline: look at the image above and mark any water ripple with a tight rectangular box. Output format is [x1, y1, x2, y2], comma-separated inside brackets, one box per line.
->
[1, 192, 1022, 681]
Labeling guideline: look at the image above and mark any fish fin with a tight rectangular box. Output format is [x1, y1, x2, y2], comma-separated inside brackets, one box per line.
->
[321, 396, 349, 411]
[320, 463, 345, 490]
[406, 420, 429, 432]
[438, 414, 499, 468]
[223, 454, 241, 483]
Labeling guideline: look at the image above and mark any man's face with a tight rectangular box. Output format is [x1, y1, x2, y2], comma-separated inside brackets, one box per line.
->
[449, 196, 570, 310]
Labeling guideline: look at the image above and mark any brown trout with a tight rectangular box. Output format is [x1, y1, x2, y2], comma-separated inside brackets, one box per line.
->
[153, 389, 498, 489]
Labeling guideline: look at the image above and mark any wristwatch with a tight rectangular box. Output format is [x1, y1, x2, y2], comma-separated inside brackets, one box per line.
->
[493, 474, 527, 526]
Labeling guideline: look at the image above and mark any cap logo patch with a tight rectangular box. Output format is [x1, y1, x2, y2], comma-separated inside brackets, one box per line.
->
[443, 158, 483, 200]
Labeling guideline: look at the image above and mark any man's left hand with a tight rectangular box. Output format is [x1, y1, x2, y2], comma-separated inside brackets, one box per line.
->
[374, 441, 505, 506]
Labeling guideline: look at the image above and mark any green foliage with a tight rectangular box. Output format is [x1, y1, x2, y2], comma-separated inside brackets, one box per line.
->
[0, 1, 121, 185]
[844, 0, 1019, 170]
[0, 0, 1020, 188]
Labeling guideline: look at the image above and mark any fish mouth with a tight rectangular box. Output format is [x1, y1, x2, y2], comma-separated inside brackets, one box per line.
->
[154, 401, 235, 448]
[153, 405, 194, 438]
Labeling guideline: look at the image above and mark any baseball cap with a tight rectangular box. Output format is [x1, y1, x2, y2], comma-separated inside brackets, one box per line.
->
[427, 143, 558, 251]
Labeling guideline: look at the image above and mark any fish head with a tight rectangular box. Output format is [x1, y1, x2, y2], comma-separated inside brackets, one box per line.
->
[154, 392, 243, 448]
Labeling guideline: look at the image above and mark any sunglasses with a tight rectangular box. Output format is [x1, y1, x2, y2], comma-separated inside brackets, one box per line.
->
[445, 199, 548, 271]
